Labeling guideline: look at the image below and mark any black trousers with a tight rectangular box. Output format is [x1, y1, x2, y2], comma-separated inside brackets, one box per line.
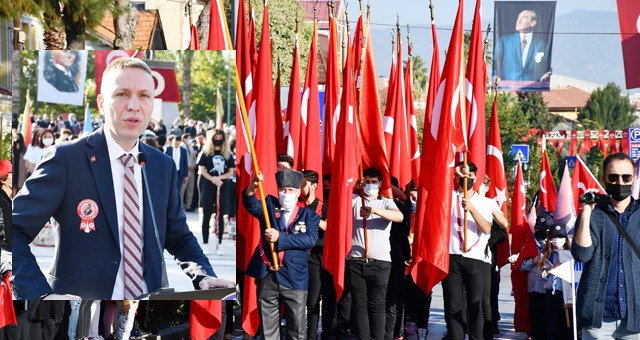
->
[529, 292, 546, 340]
[257, 272, 307, 340]
[200, 183, 223, 244]
[442, 255, 487, 340]
[321, 268, 352, 338]
[384, 260, 406, 340]
[306, 249, 333, 340]
[545, 289, 573, 340]
[347, 259, 392, 340]
[481, 261, 493, 340]
[404, 275, 432, 329]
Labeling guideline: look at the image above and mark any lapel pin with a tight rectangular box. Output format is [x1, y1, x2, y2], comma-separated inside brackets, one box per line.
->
[90, 155, 96, 163]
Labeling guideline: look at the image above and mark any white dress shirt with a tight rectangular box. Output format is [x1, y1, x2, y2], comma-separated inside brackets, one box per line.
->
[520, 32, 533, 67]
[104, 128, 148, 299]
[172, 146, 181, 171]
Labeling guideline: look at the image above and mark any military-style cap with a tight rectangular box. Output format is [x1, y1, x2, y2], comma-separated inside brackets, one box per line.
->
[548, 224, 567, 239]
[535, 210, 554, 231]
[276, 169, 304, 189]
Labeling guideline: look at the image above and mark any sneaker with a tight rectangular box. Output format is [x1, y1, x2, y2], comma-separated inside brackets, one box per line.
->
[417, 328, 427, 340]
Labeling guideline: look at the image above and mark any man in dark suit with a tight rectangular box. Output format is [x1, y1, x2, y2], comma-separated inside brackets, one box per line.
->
[165, 135, 189, 195]
[243, 169, 319, 340]
[493, 9, 551, 83]
[12, 57, 234, 300]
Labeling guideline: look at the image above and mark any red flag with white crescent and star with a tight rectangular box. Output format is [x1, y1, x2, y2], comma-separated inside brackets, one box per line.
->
[539, 150, 557, 212]
[616, 0, 640, 89]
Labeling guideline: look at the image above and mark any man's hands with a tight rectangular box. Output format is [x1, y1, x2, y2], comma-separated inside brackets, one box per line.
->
[246, 171, 264, 196]
[198, 276, 236, 290]
[265, 228, 280, 243]
[360, 206, 373, 219]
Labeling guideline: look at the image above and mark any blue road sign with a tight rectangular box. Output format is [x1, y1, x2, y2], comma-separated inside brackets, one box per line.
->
[629, 126, 640, 161]
[566, 156, 577, 169]
[511, 144, 530, 163]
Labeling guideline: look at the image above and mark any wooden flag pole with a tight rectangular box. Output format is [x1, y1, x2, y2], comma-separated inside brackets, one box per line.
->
[236, 62, 279, 270]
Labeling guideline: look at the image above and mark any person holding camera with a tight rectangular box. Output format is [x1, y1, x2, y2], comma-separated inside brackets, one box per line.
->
[572, 152, 640, 339]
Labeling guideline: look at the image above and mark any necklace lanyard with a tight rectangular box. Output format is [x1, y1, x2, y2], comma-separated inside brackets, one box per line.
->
[455, 193, 480, 252]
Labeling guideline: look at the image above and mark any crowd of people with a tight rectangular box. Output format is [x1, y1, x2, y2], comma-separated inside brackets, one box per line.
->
[237, 152, 639, 340]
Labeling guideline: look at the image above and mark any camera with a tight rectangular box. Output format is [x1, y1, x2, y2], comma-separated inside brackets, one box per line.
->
[580, 192, 610, 204]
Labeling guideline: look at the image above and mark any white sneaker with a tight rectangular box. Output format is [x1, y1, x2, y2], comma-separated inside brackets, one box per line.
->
[417, 328, 427, 340]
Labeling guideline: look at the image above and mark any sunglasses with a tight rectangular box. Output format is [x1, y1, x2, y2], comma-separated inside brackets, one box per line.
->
[606, 174, 634, 183]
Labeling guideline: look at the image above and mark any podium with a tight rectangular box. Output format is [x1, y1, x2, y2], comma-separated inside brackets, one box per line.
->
[137, 287, 236, 300]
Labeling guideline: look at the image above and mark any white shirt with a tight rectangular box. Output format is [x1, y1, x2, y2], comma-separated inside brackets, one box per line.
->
[349, 194, 398, 262]
[24, 146, 48, 167]
[520, 32, 533, 67]
[104, 128, 148, 299]
[172, 146, 181, 171]
[449, 190, 496, 264]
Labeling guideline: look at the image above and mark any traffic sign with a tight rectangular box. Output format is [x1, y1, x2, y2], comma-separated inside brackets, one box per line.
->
[511, 144, 530, 163]
[565, 156, 576, 169]
[629, 126, 640, 161]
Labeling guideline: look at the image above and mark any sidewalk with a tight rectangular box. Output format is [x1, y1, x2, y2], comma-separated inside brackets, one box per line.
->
[31, 209, 236, 294]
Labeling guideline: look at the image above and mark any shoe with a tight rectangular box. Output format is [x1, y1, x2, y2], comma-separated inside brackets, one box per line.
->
[417, 328, 427, 340]
[216, 244, 224, 255]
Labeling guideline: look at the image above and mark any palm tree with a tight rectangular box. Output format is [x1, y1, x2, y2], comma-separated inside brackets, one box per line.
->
[404, 55, 428, 99]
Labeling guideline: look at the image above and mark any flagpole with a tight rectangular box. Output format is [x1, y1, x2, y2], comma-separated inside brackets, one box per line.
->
[236, 63, 280, 270]
[571, 259, 577, 339]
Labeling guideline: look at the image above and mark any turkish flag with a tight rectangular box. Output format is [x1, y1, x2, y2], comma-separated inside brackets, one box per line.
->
[190, 300, 222, 340]
[609, 130, 620, 153]
[0, 274, 16, 328]
[274, 69, 286, 155]
[249, 5, 257, 69]
[555, 163, 577, 230]
[302, 21, 323, 201]
[21, 94, 33, 146]
[569, 130, 578, 155]
[352, 14, 364, 87]
[236, 0, 254, 106]
[207, 0, 231, 50]
[405, 48, 421, 187]
[539, 150, 557, 212]
[465, 0, 487, 190]
[598, 130, 609, 158]
[383, 33, 411, 189]
[622, 129, 630, 154]
[556, 130, 567, 159]
[616, 0, 640, 89]
[322, 15, 341, 176]
[410, 16, 442, 295]
[358, 22, 392, 198]
[510, 162, 534, 333]
[413, 0, 465, 295]
[285, 38, 304, 170]
[485, 96, 510, 268]
[323, 41, 360, 301]
[188, 24, 200, 50]
[571, 155, 605, 215]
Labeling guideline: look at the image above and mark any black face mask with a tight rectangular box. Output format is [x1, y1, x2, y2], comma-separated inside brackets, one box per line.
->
[605, 183, 633, 202]
[213, 139, 224, 146]
[458, 177, 475, 191]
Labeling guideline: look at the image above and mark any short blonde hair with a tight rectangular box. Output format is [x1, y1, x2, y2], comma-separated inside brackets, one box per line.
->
[100, 57, 153, 95]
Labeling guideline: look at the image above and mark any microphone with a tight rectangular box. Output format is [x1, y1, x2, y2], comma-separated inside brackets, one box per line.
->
[137, 152, 174, 294]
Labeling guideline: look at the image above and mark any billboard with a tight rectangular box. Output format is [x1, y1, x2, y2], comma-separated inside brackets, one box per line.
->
[493, 1, 556, 92]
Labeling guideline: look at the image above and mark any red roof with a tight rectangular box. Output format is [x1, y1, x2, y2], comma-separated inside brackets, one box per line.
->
[0, 87, 10, 96]
[96, 10, 162, 49]
[542, 86, 591, 111]
[299, 0, 342, 30]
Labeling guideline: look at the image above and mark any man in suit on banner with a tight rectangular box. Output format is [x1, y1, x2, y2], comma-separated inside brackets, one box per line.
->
[12, 57, 234, 300]
[493, 9, 551, 84]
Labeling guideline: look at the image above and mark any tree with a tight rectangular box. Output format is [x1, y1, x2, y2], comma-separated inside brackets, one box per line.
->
[113, 0, 138, 49]
[404, 55, 428, 99]
[182, 52, 194, 118]
[62, 0, 115, 49]
[578, 82, 636, 130]
[249, 0, 313, 85]
[518, 92, 556, 130]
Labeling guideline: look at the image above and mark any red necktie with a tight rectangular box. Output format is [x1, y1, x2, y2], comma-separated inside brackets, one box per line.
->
[120, 154, 144, 299]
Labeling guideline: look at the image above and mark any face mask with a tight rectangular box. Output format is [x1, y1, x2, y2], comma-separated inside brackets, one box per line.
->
[605, 183, 633, 202]
[363, 183, 379, 197]
[213, 139, 224, 146]
[550, 238, 566, 249]
[278, 191, 298, 210]
[43, 138, 54, 146]
[458, 177, 475, 191]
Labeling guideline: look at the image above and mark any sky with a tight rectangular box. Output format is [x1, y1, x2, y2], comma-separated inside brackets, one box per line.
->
[345, 0, 619, 28]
